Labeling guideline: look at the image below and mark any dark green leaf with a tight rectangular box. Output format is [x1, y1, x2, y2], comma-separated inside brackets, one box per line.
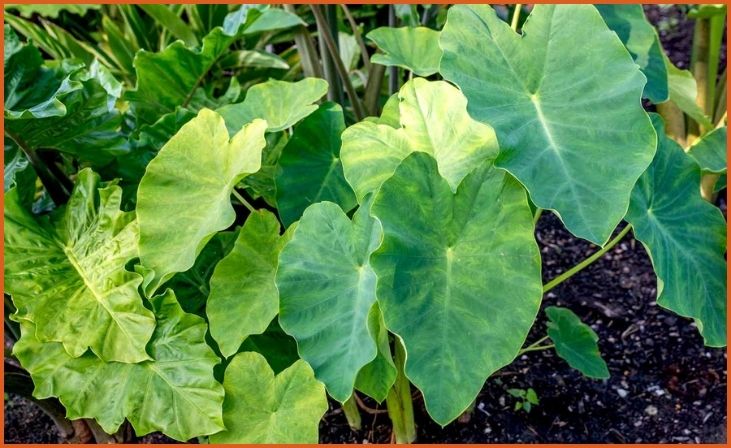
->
[545, 306, 610, 379]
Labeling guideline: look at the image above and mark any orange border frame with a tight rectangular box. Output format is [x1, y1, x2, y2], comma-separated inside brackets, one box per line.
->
[0, 1, 728, 446]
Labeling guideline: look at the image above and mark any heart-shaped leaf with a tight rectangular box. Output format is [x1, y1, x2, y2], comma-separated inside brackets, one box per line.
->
[277, 201, 382, 402]
[208, 210, 289, 357]
[12, 290, 225, 441]
[275, 102, 356, 227]
[440, 4, 656, 245]
[209, 351, 327, 443]
[137, 109, 267, 296]
[370, 152, 542, 425]
[5, 168, 155, 363]
[341, 78, 498, 201]
[218, 78, 328, 134]
[545, 306, 609, 379]
[367, 26, 442, 76]
[626, 115, 727, 347]
[596, 5, 669, 103]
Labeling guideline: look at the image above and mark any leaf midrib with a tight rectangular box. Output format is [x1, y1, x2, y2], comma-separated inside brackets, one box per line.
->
[61, 242, 138, 350]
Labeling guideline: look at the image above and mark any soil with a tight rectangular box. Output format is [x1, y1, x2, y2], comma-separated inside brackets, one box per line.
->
[4, 4, 727, 445]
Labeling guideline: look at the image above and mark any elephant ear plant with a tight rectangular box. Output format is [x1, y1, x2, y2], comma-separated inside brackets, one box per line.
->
[3, 4, 726, 444]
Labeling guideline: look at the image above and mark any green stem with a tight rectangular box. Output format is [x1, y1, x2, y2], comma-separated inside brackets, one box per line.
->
[511, 4, 522, 32]
[532, 208, 543, 226]
[543, 225, 632, 293]
[689, 17, 710, 139]
[342, 395, 362, 431]
[231, 189, 256, 213]
[386, 338, 416, 443]
[524, 335, 549, 349]
[519, 344, 555, 354]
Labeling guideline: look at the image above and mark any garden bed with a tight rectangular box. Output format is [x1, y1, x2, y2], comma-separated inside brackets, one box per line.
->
[4, 4, 727, 444]
[6, 210, 726, 444]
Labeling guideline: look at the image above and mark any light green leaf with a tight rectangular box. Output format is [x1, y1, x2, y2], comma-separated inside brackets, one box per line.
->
[367, 26, 442, 76]
[665, 59, 714, 129]
[596, 5, 669, 103]
[218, 49, 290, 71]
[13, 290, 225, 441]
[208, 210, 285, 358]
[370, 152, 542, 425]
[5, 169, 155, 363]
[167, 231, 237, 315]
[440, 4, 656, 245]
[276, 102, 357, 227]
[137, 109, 267, 296]
[217, 78, 328, 134]
[688, 126, 727, 173]
[341, 78, 498, 201]
[354, 304, 397, 403]
[277, 201, 382, 403]
[209, 352, 327, 443]
[545, 306, 609, 379]
[626, 115, 727, 347]
[339, 32, 361, 70]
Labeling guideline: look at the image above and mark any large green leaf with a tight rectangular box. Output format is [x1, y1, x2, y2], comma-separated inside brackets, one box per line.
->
[137, 109, 267, 296]
[688, 126, 727, 173]
[341, 78, 498, 201]
[354, 304, 397, 403]
[208, 210, 286, 358]
[13, 290, 225, 441]
[370, 152, 542, 424]
[210, 352, 327, 443]
[166, 231, 237, 315]
[275, 102, 356, 227]
[366, 26, 442, 77]
[4, 169, 155, 363]
[626, 115, 727, 347]
[440, 4, 656, 245]
[545, 306, 609, 379]
[217, 78, 328, 134]
[4, 29, 127, 166]
[277, 201, 382, 403]
[596, 5, 669, 103]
